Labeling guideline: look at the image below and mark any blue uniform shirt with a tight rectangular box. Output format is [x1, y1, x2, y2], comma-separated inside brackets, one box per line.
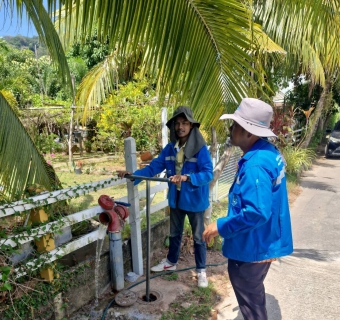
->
[217, 139, 293, 262]
[133, 142, 213, 212]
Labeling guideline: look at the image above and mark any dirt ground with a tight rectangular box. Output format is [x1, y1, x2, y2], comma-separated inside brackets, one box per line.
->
[69, 247, 230, 320]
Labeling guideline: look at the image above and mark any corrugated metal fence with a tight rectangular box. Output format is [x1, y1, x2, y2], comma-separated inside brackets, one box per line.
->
[213, 146, 242, 201]
[212, 128, 302, 200]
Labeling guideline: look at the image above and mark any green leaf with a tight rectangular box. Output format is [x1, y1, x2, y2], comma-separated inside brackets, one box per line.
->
[55, 0, 260, 133]
[1, 283, 12, 291]
[1, 266, 11, 274]
[0, 93, 60, 199]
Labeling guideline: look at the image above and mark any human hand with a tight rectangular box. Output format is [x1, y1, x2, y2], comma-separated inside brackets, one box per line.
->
[169, 174, 188, 185]
[117, 171, 131, 179]
[202, 221, 219, 244]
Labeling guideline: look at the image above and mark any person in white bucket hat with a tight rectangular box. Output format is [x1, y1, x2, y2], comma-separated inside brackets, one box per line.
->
[203, 98, 293, 320]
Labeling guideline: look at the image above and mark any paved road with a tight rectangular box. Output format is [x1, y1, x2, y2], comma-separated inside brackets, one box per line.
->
[217, 152, 340, 320]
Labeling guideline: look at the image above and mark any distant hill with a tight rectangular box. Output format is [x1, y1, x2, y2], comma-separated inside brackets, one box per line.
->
[3, 35, 48, 57]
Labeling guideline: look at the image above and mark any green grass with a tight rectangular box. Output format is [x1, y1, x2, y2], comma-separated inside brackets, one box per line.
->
[162, 272, 179, 281]
[50, 154, 169, 239]
[160, 284, 216, 320]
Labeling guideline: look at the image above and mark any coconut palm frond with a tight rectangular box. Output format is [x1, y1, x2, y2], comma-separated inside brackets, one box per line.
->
[300, 40, 326, 86]
[55, 0, 259, 128]
[76, 53, 119, 122]
[255, 0, 340, 83]
[0, 90, 18, 113]
[0, 92, 59, 200]
[252, 23, 286, 55]
[248, 23, 288, 96]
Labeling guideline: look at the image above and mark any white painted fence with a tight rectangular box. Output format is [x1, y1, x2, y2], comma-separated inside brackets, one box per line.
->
[0, 174, 169, 280]
[0, 109, 171, 281]
[285, 128, 304, 145]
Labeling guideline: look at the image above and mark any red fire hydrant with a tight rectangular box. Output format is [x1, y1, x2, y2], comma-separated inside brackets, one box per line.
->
[98, 195, 129, 232]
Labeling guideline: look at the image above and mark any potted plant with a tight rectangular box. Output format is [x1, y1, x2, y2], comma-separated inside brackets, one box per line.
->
[73, 160, 83, 174]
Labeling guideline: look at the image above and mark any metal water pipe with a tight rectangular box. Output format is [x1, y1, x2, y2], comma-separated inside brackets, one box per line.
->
[125, 174, 170, 302]
[98, 195, 130, 291]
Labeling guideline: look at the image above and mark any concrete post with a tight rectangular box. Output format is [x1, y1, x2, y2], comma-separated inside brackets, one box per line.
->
[30, 209, 55, 281]
[161, 108, 168, 201]
[161, 107, 168, 148]
[124, 137, 143, 275]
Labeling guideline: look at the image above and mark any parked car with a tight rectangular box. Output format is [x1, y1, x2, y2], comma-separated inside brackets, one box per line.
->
[325, 121, 340, 158]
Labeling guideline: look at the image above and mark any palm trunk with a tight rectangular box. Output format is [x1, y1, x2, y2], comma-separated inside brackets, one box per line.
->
[300, 77, 333, 149]
[204, 138, 234, 225]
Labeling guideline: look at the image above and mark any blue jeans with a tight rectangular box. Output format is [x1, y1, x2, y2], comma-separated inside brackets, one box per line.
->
[166, 207, 206, 271]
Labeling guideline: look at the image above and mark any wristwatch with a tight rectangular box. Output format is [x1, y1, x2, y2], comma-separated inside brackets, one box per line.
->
[184, 174, 191, 182]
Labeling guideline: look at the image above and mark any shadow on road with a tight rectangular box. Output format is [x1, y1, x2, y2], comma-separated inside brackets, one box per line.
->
[267, 293, 282, 320]
[224, 293, 282, 320]
[299, 180, 336, 192]
[313, 158, 340, 167]
[292, 248, 332, 261]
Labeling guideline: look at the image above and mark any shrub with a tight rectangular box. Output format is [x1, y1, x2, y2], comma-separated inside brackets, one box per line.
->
[96, 77, 164, 153]
[282, 146, 316, 175]
[35, 132, 62, 154]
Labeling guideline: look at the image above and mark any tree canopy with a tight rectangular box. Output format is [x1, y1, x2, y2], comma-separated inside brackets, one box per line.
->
[1, 0, 340, 199]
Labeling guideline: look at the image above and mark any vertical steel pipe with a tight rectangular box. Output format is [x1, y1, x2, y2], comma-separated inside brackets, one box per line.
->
[109, 232, 124, 291]
[145, 180, 151, 302]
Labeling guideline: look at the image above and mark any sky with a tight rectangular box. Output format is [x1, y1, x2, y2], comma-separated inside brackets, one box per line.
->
[0, 6, 38, 37]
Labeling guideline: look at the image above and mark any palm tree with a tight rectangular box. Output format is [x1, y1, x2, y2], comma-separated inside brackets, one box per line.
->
[1, 0, 268, 198]
[254, 0, 340, 147]
[0, 7, 67, 199]
[55, 0, 262, 129]
[2, 0, 340, 199]
[0, 94, 60, 200]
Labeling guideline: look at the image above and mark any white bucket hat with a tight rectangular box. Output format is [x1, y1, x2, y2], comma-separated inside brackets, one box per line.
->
[220, 98, 277, 137]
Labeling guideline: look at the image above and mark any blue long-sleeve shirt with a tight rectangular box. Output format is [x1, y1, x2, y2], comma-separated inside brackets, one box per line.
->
[133, 142, 213, 212]
[217, 139, 293, 262]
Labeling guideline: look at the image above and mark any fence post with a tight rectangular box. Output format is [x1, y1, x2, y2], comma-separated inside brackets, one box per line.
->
[161, 107, 168, 200]
[161, 107, 168, 148]
[124, 137, 143, 275]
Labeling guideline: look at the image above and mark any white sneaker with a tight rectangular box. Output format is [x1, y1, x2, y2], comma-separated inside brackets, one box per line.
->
[151, 259, 176, 272]
[197, 271, 208, 288]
